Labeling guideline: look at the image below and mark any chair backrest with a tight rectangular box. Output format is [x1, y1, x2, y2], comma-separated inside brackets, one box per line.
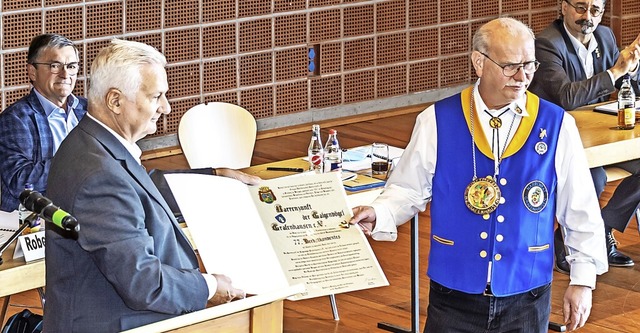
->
[178, 102, 257, 169]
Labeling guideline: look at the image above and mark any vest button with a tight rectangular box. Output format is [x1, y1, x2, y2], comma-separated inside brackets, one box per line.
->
[480, 232, 488, 239]
[499, 197, 506, 204]
[480, 250, 487, 258]
[500, 178, 507, 186]
[495, 254, 502, 261]
[497, 215, 505, 223]
[496, 234, 504, 242]
[483, 214, 490, 220]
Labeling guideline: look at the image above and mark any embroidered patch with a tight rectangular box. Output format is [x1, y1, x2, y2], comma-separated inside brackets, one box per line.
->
[522, 180, 548, 213]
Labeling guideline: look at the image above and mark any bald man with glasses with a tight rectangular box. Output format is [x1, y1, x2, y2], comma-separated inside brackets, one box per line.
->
[0, 33, 88, 212]
[529, 0, 640, 275]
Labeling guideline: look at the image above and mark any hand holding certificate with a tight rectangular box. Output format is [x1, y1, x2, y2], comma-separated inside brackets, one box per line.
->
[166, 172, 388, 300]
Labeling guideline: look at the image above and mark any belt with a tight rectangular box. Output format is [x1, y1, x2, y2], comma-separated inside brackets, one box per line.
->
[482, 283, 494, 297]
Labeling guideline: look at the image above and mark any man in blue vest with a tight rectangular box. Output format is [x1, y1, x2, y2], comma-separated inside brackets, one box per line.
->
[529, 0, 640, 273]
[351, 18, 607, 332]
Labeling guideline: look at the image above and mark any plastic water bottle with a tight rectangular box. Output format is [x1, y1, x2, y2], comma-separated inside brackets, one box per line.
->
[323, 129, 342, 173]
[18, 183, 34, 225]
[308, 124, 324, 173]
[617, 74, 635, 130]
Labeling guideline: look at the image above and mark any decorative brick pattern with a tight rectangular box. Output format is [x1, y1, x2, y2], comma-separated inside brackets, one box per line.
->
[240, 86, 274, 119]
[203, 0, 236, 23]
[2, 0, 40, 12]
[441, 55, 470, 88]
[377, 0, 406, 33]
[164, 0, 200, 28]
[409, 60, 439, 93]
[344, 70, 375, 103]
[503, 0, 529, 13]
[86, 2, 123, 38]
[471, 0, 499, 18]
[309, 0, 340, 8]
[441, 0, 470, 23]
[311, 75, 342, 109]
[275, 0, 306, 12]
[126, 0, 162, 32]
[4, 87, 32, 109]
[203, 24, 236, 59]
[203, 58, 238, 93]
[45, 7, 84, 41]
[239, 0, 271, 18]
[239, 18, 273, 53]
[275, 47, 308, 81]
[276, 80, 308, 115]
[3, 12, 43, 50]
[320, 42, 342, 74]
[378, 65, 407, 98]
[344, 5, 375, 38]
[410, 0, 438, 28]
[344, 38, 374, 71]
[239, 52, 273, 87]
[310, 9, 341, 43]
[165, 96, 202, 136]
[204, 91, 239, 105]
[441, 24, 470, 56]
[3, 51, 29, 88]
[165, 28, 200, 63]
[166, 63, 201, 99]
[531, 11, 559, 34]
[377, 33, 407, 65]
[275, 14, 307, 47]
[409, 28, 438, 60]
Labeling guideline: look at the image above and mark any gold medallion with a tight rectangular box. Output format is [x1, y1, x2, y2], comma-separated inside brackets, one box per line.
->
[464, 176, 501, 215]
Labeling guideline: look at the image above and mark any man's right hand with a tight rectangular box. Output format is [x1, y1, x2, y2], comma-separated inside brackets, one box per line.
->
[611, 33, 640, 79]
[349, 206, 377, 236]
[208, 274, 246, 306]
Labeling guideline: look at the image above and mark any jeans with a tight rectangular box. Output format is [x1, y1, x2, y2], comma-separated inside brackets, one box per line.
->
[424, 281, 551, 333]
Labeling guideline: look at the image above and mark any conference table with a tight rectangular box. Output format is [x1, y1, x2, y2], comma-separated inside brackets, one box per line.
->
[1, 106, 638, 330]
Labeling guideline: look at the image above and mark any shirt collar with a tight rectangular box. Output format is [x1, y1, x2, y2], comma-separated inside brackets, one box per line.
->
[473, 80, 529, 117]
[563, 21, 598, 55]
[33, 88, 79, 116]
[86, 113, 143, 165]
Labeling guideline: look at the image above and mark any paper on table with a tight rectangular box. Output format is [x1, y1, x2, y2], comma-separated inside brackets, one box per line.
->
[343, 145, 405, 171]
[0, 211, 19, 246]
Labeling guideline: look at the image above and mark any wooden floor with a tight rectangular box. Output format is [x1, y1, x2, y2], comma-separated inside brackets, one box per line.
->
[3, 111, 640, 332]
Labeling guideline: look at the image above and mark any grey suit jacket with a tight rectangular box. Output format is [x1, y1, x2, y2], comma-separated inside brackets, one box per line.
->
[44, 116, 208, 332]
[529, 19, 640, 110]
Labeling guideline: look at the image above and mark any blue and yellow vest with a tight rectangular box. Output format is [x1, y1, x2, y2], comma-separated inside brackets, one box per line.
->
[428, 87, 564, 296]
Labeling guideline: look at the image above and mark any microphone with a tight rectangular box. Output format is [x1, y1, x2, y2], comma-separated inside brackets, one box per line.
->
[19, 190, 80, 232]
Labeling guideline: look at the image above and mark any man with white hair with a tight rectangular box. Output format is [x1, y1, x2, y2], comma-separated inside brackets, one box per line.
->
[44, 39, 245, 332]
[351, 17, 607, 332]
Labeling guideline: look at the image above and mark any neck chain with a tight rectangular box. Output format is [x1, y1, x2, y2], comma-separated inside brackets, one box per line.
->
[470, 94, 517, 179]
[465, 89, 517, 215]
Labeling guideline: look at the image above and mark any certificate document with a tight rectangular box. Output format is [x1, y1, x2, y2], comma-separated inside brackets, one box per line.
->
[166, 172, 388, 300]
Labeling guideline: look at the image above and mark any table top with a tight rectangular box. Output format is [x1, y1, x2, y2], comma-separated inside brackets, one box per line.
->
[571, 109, 640, 167]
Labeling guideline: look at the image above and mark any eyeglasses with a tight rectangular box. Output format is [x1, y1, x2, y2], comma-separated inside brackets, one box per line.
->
[31, 62, 80, 75]
[479, 52, 540, 77]
[564, 0, 604, 17]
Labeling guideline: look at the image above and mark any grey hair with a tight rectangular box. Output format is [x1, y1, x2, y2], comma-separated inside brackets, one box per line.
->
[88, 39, 166, 104]
[472, 17, 535, 54]
[27, 34, 78, 64]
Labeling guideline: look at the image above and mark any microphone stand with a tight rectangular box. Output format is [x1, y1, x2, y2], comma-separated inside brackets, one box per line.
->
[0, 213, 40, 265]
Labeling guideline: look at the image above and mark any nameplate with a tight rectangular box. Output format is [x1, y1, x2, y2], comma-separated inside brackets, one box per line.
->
[13, 230, 45, 262]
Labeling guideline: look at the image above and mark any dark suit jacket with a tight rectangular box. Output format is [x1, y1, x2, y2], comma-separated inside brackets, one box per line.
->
[529, 19, 640, 110]
[0, 89, 87, 211]
[44, 116, 208, 332]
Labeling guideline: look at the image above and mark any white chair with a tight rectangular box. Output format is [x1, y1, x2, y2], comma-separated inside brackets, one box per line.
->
[178, 102, 257, 169]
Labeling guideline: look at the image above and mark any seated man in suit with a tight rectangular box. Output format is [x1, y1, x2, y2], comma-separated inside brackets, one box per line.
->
[44, 39, 247, 332]
[529, 0, 640, 273]
[0, 33, 87, 212]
